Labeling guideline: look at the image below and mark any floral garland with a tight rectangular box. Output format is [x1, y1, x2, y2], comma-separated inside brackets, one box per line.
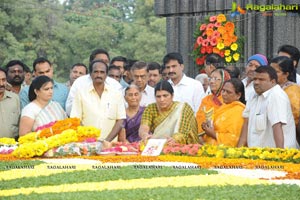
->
[162, 144, 300, 164]
[0, 138, 16, 145]
[13, 123, 101, 158]
[192, 14, 243, 68]
[38, 118, 80, 138]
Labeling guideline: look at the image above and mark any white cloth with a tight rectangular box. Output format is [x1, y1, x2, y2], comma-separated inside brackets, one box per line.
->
[205, 86, 211, 96]
[296, 73, 300, 85]
[140, 85, 156, 107]
[242, 77, 256, 102]
[66, 75, 122, 116]
[21, 101, 67, 131]
[70, 83, 126, 140]
[168, 74, 205, 113]
[243, 85, 297, 148]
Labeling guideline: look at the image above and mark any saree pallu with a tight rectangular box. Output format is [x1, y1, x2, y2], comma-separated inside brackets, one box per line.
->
[204, 101, 245, 147]
[124, 106, 145, 143]
[142, 102, 199, 144]
[284, 84, 300, 126]
[34, 101, 67, 131]
[196, 94, 223, 133]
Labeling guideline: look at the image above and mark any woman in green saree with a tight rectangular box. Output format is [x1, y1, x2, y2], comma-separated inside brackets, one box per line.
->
[139, 81, 199, 144]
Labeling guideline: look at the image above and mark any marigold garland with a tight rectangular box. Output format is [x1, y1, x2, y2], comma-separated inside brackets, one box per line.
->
[0, 138, 16, 145]
[38, 118, 80, 138]
[192, 14, 243, 69]
[13, 124, 101, 158]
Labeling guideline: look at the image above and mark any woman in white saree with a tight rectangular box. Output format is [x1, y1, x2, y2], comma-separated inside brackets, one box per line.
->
[139, 81, 199, 144]
[19, 76, 67, 136]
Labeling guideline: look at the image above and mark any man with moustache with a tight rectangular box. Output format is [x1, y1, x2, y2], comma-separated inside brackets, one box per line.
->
[70, 60, 126, 141]
[0, 68, 20, 138]
[19, 57, 69, 110]
[66, 49, 122, 115]
[65, 63, 88, 88]
[238, 66, 297, 148]
[130, 61, 155, 107]
[5, 60, 26, 94]
[163, 52, 205, 113]
[241, 54, 268, 101]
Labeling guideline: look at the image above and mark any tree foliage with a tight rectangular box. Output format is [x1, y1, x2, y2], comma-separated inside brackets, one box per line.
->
[0, 0, 166, 81]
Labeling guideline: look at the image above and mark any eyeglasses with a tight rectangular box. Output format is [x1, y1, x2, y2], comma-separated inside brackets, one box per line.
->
[208, 77, 222, 82]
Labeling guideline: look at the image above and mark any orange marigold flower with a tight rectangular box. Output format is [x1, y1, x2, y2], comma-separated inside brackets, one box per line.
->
[205, 28, 214, 36]
[213, 47, 220, 54]
[224, 21, 235, 31]
[223, 39, 232, 47]
[217, 26, 226, 35]
[231, 35, 238, 43]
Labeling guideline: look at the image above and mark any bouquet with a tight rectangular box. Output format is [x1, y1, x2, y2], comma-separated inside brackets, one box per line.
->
[192, 14, 243, 69]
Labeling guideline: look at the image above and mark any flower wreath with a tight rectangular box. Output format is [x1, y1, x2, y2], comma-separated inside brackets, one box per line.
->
[192, 14, 243, 69]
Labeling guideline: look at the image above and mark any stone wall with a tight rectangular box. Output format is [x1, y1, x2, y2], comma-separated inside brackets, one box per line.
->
[154, 0, 300, 77]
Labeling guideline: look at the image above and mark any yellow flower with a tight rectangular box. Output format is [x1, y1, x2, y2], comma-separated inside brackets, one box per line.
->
[230, 43, 238, 51]
[233, 53, 240, 61]
[225, 56, 232, 62]
[224, 49, 231, 56]
[215, 150, 225, 158]
[18, 132, 38, 144]
[217, 14, 226, 23]
[217, 42, 225, 50]
[197, 149, 203, 156]
[0, 138, 16, 145]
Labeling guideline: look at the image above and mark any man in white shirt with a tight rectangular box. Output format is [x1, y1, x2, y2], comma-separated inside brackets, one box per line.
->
[65, 63, 88, 88]
[241, 54, 268, 102]
[238, 66, 297, 148]
[163, 52, 205, 113]
[70, 60, 126, 141]
[277, 45, 300, 84]
[66, 49, 122, 115]
[130, 61, 155, 107]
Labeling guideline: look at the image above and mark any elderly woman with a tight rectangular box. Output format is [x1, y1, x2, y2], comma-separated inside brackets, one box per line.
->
[196, 68, 231, 137]
[118, 84, 145, 143]
[139, 81, 199, 144]
[201, 78, 245, 146]
[19, 76, 67, 136]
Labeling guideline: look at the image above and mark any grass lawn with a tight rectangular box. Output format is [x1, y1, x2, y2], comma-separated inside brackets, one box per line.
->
[0, 160, 299, 200]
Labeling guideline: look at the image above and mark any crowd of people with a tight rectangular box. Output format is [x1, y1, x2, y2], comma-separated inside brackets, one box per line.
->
[0, 45, 300, 149]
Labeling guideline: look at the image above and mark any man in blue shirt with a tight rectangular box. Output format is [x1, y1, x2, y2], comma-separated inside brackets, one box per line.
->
[19, 57, 69, 110]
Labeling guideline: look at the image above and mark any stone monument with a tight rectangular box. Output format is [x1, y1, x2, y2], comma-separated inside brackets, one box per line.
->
[154, 0, 300, 77]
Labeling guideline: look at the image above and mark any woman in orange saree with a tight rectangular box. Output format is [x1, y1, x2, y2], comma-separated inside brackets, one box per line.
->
[201, 78, 245, 146]
[196, 68, 231, 139]
[270, 56, 300, 145]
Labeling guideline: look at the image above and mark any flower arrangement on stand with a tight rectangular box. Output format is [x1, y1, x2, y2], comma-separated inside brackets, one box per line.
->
[192, 14, 243, 69]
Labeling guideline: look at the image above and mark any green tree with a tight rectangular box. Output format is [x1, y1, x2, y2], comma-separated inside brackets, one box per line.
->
[0, 0, 166, 81]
